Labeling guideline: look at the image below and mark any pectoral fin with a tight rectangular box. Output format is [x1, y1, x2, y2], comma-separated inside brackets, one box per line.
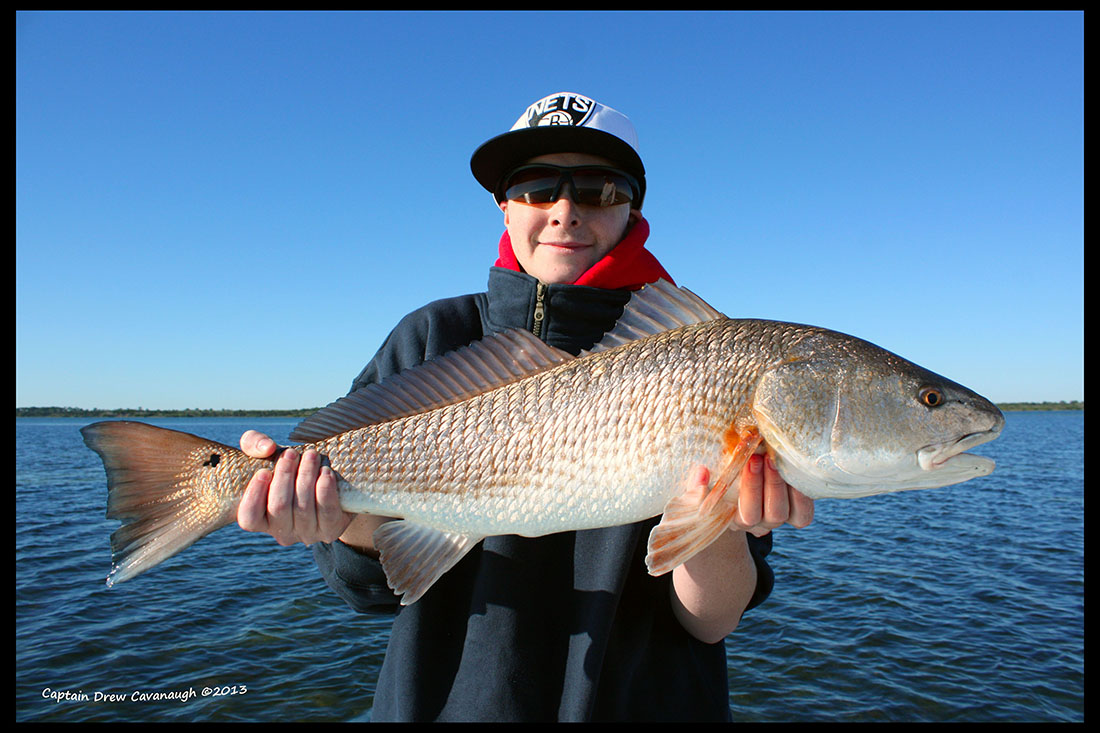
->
[645, 427, 763, 576]
[372, 520, 483, 605]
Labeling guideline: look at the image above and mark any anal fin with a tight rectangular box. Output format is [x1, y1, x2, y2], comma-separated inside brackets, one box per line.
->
[645, 427, 763, 576]
[372, 520, 483, 605]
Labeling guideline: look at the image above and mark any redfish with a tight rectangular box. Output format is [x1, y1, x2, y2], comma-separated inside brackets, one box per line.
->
[82, 281, 1003, 604]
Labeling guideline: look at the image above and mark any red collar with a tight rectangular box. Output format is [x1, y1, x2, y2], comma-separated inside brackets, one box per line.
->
[494, 216, 674, 291]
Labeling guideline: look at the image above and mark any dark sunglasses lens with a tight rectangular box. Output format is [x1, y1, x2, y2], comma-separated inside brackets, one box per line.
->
[503, 166, 636, 207]
[570, 170, 635, 206]
[503, 168, 562, 204]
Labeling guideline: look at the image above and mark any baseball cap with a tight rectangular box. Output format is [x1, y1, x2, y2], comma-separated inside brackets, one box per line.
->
[470, 92, 646, 208]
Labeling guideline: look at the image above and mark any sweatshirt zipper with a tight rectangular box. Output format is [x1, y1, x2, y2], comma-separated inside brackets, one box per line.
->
[532, 282, 547, 339]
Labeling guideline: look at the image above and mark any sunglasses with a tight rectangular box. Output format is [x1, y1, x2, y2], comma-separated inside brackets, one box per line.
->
[498, 164, 639, 208]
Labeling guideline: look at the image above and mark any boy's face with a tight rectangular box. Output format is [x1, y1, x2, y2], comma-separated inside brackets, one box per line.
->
[499, 152, 640, 285]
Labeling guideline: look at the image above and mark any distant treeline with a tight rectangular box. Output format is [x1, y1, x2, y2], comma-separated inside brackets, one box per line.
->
[993, 401, 1083, 412]
[15, 406, 321, 418]
[16, 401, 1084, 418]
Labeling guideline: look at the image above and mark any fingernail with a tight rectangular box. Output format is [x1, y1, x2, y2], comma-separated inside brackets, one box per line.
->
[749, 455, 763, 474]
[767, 456, 777, 471]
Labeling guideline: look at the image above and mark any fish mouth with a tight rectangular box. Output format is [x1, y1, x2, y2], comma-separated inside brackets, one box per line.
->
[917, 428, 1001, 474]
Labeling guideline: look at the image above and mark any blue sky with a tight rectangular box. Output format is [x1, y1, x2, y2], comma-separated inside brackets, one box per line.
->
[16, 11, 1082, 410]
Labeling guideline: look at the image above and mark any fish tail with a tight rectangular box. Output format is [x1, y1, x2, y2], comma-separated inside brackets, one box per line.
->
[81, 420, 249, 587]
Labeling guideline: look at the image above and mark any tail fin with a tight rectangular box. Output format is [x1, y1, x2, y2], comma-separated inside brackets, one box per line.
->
[81, 421, 247, 587]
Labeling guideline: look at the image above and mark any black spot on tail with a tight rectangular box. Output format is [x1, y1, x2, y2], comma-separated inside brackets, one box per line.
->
[203, 453, 221, 467]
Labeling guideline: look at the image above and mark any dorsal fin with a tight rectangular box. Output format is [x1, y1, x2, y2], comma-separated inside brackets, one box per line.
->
[584, 279, 725, 354]
[288, 280, 725, 443]
[289, 329, 574, 442]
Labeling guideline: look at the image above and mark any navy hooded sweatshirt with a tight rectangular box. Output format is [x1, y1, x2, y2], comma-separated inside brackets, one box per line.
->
[312, 223, 773, 722]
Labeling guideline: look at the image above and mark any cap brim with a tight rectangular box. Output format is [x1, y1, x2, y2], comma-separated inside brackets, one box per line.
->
[471, 126, 646, 205]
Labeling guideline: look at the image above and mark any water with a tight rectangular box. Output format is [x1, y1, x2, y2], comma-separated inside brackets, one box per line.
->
[16, 413, 1084, 722]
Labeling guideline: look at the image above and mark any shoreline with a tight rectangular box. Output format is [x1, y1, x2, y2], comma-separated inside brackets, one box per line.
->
[15, 401, 1084, 418]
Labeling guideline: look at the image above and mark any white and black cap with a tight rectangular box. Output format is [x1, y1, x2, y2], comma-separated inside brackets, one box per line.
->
[470, 92, 646, 208]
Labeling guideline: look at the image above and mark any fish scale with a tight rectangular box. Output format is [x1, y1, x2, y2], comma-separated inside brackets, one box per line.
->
[315, 319, 786, 540]
[81, 280, 1003, 605]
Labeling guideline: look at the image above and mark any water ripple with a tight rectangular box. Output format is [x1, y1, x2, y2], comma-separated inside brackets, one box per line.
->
[16, 414, 1083, 721]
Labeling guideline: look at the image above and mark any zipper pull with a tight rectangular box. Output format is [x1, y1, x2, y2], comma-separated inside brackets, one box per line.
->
[532, 282, 547, 339]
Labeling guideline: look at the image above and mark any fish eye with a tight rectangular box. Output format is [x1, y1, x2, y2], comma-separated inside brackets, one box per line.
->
[919, 386, 944, 408]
